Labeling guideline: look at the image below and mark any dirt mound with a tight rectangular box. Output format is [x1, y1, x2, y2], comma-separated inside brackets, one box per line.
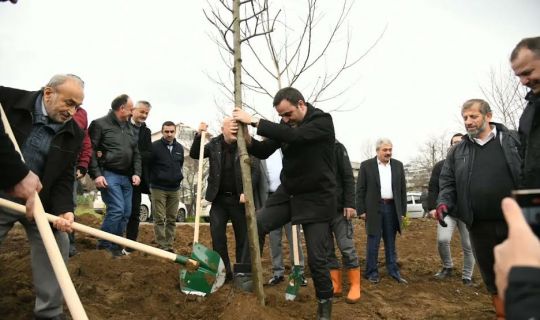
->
[0, 219, 493, 319]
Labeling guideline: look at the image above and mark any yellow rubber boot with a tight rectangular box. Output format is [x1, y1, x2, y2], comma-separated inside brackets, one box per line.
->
[330, 269, 342, 297]
[346, 268, 361, 304]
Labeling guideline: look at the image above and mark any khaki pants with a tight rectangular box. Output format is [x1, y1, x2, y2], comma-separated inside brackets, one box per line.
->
[150, 188, 180, 250]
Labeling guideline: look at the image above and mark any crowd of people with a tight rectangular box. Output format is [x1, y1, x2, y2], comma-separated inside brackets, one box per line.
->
[0, 32, 539, 320]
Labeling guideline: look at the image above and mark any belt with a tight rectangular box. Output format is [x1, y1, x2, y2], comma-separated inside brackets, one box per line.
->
[220, 192, 237, 197]
[380, 198, 394, 204]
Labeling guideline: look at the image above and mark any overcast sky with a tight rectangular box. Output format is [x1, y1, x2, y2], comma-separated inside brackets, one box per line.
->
[0, 0, 538, 163]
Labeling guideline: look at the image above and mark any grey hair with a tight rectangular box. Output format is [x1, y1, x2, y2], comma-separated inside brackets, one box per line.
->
[135, 100, 152, 109]
[461, 99, 491, 115]
[46, 74, 85, 89]
[375, 138, 392, 151]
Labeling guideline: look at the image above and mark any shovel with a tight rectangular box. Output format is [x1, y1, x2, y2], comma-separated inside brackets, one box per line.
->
[0, 198, 225, 295]
[285, 224, 302, 301]
[180, 130, 226, 296]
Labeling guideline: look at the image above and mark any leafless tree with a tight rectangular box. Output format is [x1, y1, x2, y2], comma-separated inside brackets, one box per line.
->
[480, 66, 527, 131]
[407, 133, 450, 190]
[204, 0, 270, 304]
[206, 0, 386, 117]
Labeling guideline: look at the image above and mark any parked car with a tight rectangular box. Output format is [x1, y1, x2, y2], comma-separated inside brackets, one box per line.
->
[139, 194, 188, 222]
[200, 200, 211, 223]
[92, 191, 106, 214]
[406, 192, 424, 218]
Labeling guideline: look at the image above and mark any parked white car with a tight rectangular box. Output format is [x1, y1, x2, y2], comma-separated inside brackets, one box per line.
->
[92, 191, 106, 214]
[406, 192, 424, 218]
[139, 194, 188, 222]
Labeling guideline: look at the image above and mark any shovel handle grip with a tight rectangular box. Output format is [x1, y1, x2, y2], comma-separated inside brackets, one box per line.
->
[0, 198, 189, 264]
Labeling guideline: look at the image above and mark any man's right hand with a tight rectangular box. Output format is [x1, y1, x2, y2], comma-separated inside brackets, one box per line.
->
[198, 122, 208, 134]
[6, 171, 42, 220]
[435, 204, 448, 227]
[359, 212, 366, 220]
[94, 176, 108, 189]
[429, 209, 436, 219]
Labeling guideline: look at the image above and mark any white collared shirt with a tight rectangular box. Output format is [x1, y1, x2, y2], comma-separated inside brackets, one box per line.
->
[266, 149, 282, 192]
[378, 158, 393, 199]
[473, 125, 497, 146]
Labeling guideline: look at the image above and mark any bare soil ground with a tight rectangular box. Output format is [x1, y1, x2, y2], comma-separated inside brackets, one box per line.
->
[0, 215, 494, 319]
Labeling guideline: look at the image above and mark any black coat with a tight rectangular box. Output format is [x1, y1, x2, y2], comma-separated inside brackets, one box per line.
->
[247, 104, 336, 224]
[437, 122, 521, 227]
[190, 134, 260, 204]
[132, 122, 152, 194]
[518, 91, 540, 188]
[149, 138, 184, 190]
[0, 86, 84, 215]
[88, 111, 142, 178]
[0, 111, 29, 189]
[335, 140, 355, 213]
[356, 157, 407, 236]
[505, 267, 540, 319]
[427, 159, 445, 211]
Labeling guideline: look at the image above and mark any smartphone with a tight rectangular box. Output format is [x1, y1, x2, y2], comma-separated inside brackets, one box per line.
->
[512, 189, 540, 237]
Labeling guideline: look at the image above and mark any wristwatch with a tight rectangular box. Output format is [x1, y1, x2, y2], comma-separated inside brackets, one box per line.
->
[250, 117, 260, 128]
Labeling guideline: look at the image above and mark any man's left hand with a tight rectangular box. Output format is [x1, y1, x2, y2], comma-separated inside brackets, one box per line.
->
[132, 175, 141, 186]
[239, 193, 246, 204]
[343, 207, 356, 220]
[232, 107, 252, 125]
[53, 212, 74, 233]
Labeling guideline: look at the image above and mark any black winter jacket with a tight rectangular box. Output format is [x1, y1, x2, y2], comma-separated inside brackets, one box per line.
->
[0, 86, 84, 215]
[190, 134, 260, 203]
[335, 140, 355, 213]
[427, 159, 445, 211]
[88, 110, 142, 178]
[131, 121, 152, 194]
[518, 91, 540, 188]
[437, 123, 521, 227]
[149, 138, 184, 191]
[505, 267, 540, 319]
[247, 103, 336, 224]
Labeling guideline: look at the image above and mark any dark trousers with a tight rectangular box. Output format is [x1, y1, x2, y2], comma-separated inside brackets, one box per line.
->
[365, 202, 400, 279]
[469, 219, 508, 294]
[210, 195, 248, 276]
[126, 185, 142, 242]
[242, 201, 333, 300]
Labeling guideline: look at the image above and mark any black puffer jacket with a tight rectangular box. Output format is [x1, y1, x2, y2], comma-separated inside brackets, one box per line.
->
[88, 110, 141, 178]
[437, 122, 521, 227]
[190, 134, 260, 203]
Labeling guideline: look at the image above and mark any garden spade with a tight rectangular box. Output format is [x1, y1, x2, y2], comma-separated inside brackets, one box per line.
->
[181, 130, 227, 296]
[0, 198, 225, 295]
[285, 224, 302, 301]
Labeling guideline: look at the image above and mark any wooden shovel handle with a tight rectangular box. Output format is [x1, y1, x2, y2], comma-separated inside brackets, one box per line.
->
[292, 224, 300, 265]
[193, 131, 206, 244]
[0, 105, 88, 320]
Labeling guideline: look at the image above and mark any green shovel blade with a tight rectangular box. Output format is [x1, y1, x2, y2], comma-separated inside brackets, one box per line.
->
[285, 265, 302, 301]
[180, 243, 226, 296]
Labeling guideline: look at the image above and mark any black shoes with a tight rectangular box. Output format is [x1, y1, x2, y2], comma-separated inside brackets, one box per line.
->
[268, 275, 284, 285]
[392, 276, 408, 284]
[300, 275, 308, 287]
[462, 278, 473, 286]
[365, 275, 380, 284]
[434, 267, 453, 280]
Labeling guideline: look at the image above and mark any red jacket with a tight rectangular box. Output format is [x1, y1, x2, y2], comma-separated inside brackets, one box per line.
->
[72, 107, 92, 171]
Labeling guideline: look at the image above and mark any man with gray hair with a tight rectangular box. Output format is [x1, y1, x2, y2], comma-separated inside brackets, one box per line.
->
[437, 98, 521, 319]
[510, 36, 540, 188]
[356, 138, 407, 284]
[0, 74, 85, 319]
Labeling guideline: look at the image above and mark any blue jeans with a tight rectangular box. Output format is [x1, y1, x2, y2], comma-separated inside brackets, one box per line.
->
[99, 170, 133, 251]
[365, 202, 400, 279]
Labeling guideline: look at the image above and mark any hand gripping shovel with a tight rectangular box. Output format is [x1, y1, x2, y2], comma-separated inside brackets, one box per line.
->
[285, 224, 302, 301]
[0, 198, 225, 295]
[180, 130, 226, 296]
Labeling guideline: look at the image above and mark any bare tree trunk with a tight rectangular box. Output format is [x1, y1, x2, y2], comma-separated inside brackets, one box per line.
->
[232, 0, 265, 306]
